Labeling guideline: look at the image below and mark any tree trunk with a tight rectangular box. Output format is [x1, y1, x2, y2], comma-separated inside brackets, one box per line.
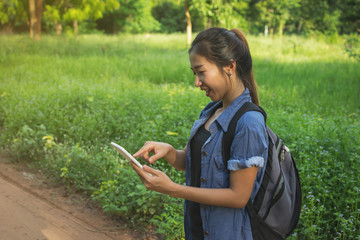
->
[270, 27, 274, 36]
[297, 19, 303, 33]
[35, 0, 42, 40]
[207, 18, 214, 28]
[29, 0, 42, 40]
[73, 20, 78, 36]
[184, 0, 192, 47]
[113, 15, 117, 34]
[278, 20, 284, 37]
[29, 0, 36, 39]
[264, 24, 268, 37]
[55, 21, 62, 35]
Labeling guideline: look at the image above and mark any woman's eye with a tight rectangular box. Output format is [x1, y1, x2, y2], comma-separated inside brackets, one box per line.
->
[192, 70, 204, 76]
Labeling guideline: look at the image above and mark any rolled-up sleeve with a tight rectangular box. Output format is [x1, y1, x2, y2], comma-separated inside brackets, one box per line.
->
[227, 111, 268, 171]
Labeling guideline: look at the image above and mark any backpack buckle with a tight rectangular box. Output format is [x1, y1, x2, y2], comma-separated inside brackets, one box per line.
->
[280, 146, 290, 162]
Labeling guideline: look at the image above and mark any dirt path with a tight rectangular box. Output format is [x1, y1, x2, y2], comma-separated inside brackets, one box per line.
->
[0, 156, 146, 240]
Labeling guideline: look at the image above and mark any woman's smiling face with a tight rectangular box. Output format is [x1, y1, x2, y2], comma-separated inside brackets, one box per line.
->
[190, 53, 229, 102]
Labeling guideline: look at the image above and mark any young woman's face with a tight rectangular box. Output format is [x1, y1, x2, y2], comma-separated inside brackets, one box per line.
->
[190, 53, 229, 102]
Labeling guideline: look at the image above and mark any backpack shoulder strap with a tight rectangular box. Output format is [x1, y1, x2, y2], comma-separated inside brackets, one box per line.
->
[222, 102, 266, 167]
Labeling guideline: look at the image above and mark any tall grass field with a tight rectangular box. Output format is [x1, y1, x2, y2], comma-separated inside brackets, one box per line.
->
[0, 33, 359, 239]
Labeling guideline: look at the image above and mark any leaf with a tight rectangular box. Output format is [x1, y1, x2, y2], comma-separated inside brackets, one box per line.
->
[166, 131, 178, 136]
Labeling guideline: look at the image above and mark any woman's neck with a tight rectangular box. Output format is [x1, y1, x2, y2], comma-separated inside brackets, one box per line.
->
[222, 80, 245, 109]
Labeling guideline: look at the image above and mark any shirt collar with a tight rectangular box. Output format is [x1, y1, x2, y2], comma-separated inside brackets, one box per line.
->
[203, 88, 252, 132]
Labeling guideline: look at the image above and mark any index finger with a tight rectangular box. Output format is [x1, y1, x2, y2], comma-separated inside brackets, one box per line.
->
[133, 141, 154, 159]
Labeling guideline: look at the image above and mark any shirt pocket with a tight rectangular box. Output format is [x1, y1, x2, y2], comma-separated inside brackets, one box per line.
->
[212, 153, 230, 188]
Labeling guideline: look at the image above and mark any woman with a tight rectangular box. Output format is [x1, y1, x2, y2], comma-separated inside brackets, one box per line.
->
[131, 27, 268, 240]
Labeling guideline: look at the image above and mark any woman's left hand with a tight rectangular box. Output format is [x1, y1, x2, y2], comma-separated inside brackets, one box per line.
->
[130, 162, 176, 195]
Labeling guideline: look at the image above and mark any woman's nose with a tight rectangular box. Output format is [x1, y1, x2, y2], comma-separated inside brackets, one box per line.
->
[194, 76, 202, 87]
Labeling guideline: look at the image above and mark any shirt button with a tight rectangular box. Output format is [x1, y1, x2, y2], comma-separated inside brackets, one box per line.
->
[204, 231, 209, 235]
[201, 177, 206, 183]
[202, 151, 207, 156]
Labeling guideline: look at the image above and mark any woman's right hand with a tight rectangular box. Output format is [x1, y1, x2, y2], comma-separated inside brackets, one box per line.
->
[133, 141, 174, 164]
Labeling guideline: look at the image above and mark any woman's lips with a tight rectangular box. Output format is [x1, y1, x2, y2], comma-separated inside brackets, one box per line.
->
[201, 87, 210, 97]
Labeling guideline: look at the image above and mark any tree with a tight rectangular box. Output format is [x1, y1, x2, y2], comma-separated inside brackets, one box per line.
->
[0, 0, 18, 25]
[28, 0, 42, 40]
[184, 0, 191, 46]
[43, 4, 61, 35]
[298, 0, 339, 34]
[152, 1, 185, 33]
[219, 0, 250, 30]
[338, 0, 360, 34]
[254, 0, 300, 36]
[42, 0, 120, 35]
[0, 0, 27, 33]
[97, 0, 160, 34]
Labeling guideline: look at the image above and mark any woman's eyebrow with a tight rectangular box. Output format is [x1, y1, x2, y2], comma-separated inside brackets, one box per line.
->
[190, 65, 204, 70]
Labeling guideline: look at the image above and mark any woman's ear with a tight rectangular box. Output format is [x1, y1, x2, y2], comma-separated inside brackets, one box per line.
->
[224, 59, 236, 76]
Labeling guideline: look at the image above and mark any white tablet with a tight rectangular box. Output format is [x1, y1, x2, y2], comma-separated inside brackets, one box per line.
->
[111, 142, 143, 169]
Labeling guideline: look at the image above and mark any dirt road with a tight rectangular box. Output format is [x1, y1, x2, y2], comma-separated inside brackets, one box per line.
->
[0, 157, 143, 240]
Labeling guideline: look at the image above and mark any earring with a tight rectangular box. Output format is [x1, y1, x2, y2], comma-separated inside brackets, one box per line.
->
[227, 72, 232, 77]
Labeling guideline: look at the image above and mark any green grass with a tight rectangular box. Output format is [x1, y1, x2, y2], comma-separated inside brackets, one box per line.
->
[0, 33, 359, 239]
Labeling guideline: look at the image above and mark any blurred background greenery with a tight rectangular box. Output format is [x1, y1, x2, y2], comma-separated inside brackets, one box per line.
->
[1, 0, 359, 38]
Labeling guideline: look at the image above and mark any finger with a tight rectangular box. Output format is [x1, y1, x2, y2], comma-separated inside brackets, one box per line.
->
[133, 148, 147, 159]
[143, 165, 161, 176]
[133, 170, 146, 184]
[131, 162, 152, 178]
[140, 151, 150, 161]
[147, 148, 166, 163]
[130, 162, 142, 174]
[133, 142, 154, 159]
[148, 154, 161, 164]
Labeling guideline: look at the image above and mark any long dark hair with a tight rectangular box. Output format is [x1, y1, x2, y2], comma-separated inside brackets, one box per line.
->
[189, 27, 259, 105]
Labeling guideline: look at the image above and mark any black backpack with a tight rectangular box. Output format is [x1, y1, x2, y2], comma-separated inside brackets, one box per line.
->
[222, 102, 302, 240]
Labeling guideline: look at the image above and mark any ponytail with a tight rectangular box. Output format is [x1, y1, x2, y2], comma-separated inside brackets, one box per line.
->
[230, 29, 259, 106]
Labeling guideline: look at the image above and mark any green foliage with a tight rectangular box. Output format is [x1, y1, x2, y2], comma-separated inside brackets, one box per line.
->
[189, 0, 250, 31]
[43, 5, 61, 24]
[344, 33, 360, 61]
[337, 0, 360, 34]
[0, 0, 18, 24]
[92, 165, 178, 227]
[0, 0, 27, 31]
[151, 1, 185, 33]
[97, 0, 160, 34]
[253, 0, 300, 35]
[0, 34, 359, 239]
[1, 0, 359, 35]
[42, 0, 120, 34]
[150, 199, 185, 239]
[61, 0, 120, 22]
[9, 124, 48, 161]
[294, 0, 345, 35]
[119, 0, 160, 33]
[263, 106, 360, 239]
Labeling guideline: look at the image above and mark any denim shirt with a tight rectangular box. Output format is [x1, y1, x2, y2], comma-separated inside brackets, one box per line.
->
[184, 89, 268, 240]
